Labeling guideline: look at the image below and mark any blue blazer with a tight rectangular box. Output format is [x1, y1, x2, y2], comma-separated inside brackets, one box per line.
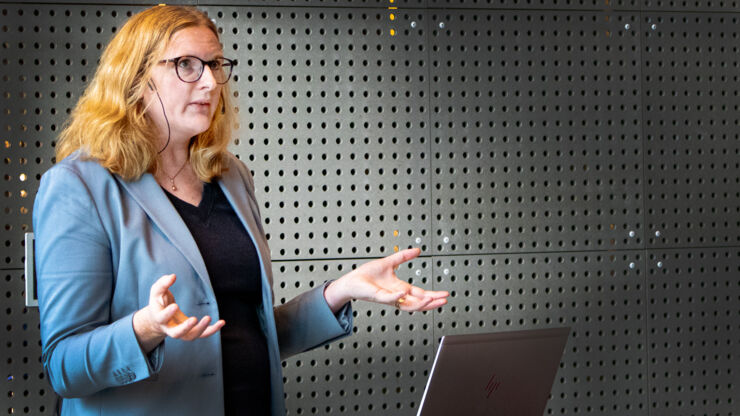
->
[33, 152, 353, 415]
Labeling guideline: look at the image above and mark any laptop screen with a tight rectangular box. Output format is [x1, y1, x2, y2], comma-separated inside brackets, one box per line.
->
[417, 327, 570, 416]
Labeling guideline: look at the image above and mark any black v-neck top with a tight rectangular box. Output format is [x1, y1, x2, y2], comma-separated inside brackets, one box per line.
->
[165, 182, 270, 415]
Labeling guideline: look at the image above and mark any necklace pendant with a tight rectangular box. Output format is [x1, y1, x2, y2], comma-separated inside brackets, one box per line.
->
[163, 158, 188, 194]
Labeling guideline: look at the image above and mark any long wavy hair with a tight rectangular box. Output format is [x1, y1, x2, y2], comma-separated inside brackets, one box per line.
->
[56, 5, 234, 182]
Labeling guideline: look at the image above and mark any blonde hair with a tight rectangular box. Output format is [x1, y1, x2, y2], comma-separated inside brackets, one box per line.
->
[56, 5, 234, 181]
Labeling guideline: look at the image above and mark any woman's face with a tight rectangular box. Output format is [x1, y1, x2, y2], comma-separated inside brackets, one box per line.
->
[144, 26, 224, 146]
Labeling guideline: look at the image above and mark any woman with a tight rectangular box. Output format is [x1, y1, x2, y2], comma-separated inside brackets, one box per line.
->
[32, 5, 447, 416]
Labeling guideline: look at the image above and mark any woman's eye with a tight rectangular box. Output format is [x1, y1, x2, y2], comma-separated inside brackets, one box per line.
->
[178, 58, 194, 69]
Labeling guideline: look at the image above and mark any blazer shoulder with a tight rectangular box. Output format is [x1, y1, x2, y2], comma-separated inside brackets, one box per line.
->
[224, 152, 249, 174]
[223, 152, 255, 188]
[44, 152, 115, 186]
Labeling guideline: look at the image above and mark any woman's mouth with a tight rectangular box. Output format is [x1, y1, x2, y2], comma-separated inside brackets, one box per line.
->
[189, 101, 212, 112]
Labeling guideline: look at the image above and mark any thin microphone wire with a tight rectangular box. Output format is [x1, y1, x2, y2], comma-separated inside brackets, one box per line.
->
[153, 86, 171, 154]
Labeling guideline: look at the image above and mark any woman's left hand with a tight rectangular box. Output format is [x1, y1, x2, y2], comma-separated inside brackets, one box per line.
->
[324, 248, 449, 313]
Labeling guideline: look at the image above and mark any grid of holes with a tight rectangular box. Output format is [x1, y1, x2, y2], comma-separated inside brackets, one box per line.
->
[429, 11, 644, 255]
[1, 6, 143, 269]
[2, 4, 740, 416]
[3, 270, 56, 415]
[643, 14, 740, 249]
[209, 7, 433, 260]
[200, 0, 426, 8]
[643, 0, 740, 12]
[433, 252, 648, 415]
[646, 249, 740, 415]
[426, 0, 639, 11]
[273, 258, 435, 415]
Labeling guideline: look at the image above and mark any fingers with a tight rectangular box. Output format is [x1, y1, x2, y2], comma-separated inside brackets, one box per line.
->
[166, 316, 198, 338]
[409, 285, 449, 299]
[165, 315, 224, 341]
[385, 247, 421, 269]
[394, 287, 449, 312]
[418, 297, 448, 311]
[426, 291, 450, 299]
[157, 303, 179, 324]
[374, 288, 408, 305]
[178, 316, 211, 341]
[397, 295, 448, 312]
[151, 299, 223, 340]
[145, 274, 224, 342]
[165, 306, 189, 328]
[397, 294, 433, 311]
[200, 320, 226, 338]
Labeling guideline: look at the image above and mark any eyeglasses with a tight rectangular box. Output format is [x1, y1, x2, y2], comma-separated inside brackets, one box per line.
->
[159, 56, 234, 85]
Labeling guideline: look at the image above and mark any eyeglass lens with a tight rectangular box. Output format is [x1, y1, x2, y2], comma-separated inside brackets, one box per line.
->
[175, 57, 232, 84]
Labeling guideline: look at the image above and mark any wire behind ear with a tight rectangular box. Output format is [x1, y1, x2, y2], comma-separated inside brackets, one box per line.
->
[147, 81, 155, 91]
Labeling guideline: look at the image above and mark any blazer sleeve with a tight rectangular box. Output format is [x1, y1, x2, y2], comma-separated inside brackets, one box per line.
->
[273, 283, 353, 359]
[33, 164, 161, 398]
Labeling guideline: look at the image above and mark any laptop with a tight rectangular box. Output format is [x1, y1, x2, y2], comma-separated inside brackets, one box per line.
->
[417, 327, 570, 416]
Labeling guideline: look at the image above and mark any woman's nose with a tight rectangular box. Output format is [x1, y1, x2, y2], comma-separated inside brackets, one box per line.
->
[198, 65, 218, 89]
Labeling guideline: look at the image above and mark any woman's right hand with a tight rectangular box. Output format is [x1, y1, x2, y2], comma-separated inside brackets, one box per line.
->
[133, 274, 225, 354]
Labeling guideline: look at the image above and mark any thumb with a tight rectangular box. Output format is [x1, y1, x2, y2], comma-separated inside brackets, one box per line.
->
[150, 274, 176, 298]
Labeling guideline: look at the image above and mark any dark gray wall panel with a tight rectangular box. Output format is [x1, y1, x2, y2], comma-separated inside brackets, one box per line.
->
[646, 248, 740, 415]
[427, 0, 638, 10]
[4, 0, 193, 4]
[643, 0, 740, 13]
[200, 0, 427, 9]
[643, 14, 740, 249]
[1, 5, 143, 269]
[433, 252, 648, 415]
[273, 258, 435, 415]
[3, 2, 740, 416]
[3, 270, 57, 415]
[210, 7, 433, 261]
[429, 11, 644, 256]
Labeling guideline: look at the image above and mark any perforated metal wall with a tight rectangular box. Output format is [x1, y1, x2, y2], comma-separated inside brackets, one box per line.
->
[647, 248, 739, 415]
[643, 13, 740, 249]
[3, 2, 740, 416]
[428, 10, 643, 255]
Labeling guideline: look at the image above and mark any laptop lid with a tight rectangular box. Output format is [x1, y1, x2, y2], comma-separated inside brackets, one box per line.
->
[417, 327, 570, 416]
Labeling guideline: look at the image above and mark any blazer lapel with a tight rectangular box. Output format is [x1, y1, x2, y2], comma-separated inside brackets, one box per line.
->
[217, 162, 273, 285]
[115, 173, 212, 292]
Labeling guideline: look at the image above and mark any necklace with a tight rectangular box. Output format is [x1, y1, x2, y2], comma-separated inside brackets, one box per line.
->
[163, 158, 189, 192]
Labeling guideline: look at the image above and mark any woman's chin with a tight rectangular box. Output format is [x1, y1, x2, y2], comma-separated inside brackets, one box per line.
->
[183, 120, 214, 137]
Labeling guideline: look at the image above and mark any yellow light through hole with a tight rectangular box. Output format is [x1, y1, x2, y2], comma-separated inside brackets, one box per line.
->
[19, 173, 26, 182]
[390, 13, 395, 20]
[393, 230, 399, 237]
[393, 245, 399, 252]
[390, 29, 396, 36]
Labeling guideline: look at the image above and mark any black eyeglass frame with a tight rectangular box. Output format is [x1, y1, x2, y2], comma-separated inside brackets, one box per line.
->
[159, 55, 235, 85]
